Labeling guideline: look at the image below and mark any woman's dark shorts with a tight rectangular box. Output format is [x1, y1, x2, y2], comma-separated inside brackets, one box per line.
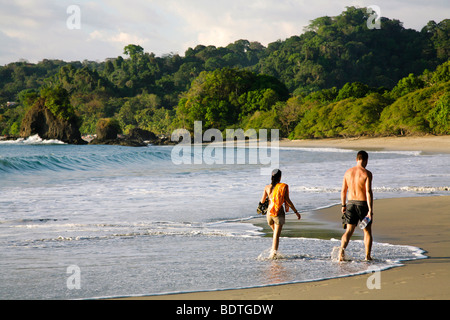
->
[342, 200, 371, 229]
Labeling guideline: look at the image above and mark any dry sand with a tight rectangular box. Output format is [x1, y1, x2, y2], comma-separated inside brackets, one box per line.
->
[117, 136, 450, 300]
[278, 135, 450, 154]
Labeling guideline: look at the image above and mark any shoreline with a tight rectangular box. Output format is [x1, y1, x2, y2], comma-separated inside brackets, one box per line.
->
[2, 134, 450, 154]
[115, 195, 450, 300]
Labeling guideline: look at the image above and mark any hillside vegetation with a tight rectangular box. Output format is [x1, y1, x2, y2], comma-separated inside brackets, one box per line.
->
[0, 7, 448, 139]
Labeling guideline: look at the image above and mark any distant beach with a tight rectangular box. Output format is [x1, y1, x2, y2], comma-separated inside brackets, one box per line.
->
[278, 135, 450, 154]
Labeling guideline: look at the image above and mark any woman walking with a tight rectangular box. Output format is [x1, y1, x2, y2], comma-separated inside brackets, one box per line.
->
[260, 169, 301, 258]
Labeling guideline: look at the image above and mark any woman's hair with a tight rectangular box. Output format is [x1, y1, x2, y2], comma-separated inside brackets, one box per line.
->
[270, 169, 282, 193]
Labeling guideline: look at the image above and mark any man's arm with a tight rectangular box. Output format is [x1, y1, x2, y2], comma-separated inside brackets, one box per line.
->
[341, 173, 348, 214]
[365, 171, 373, 219]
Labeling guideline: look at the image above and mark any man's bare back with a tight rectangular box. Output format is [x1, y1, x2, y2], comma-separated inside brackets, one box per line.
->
[343, 165, 372, 202]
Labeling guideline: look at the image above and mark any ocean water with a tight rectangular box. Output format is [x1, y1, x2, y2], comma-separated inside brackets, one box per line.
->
[0, 135, 448, 299]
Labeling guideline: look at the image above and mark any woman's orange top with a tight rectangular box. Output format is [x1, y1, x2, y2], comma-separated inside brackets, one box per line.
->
[269, 183, 290, 216]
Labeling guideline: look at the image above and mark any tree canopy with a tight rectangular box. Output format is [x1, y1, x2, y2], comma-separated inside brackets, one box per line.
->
[175, 68, 288, 132]
[0, 7, 449, 139]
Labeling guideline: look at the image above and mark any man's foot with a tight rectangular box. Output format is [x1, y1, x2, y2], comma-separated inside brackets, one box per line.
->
[365, 256, 373, 261]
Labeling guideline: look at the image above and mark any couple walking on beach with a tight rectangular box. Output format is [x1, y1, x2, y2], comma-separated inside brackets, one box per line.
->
[260, 150, 373, 261]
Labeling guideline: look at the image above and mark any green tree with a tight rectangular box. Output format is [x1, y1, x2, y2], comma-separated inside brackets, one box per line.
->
[427, 92, 450, 134]
[123, 44, 144, 62]
[422, 19, 450, 62]
[40, 86, 76, 121]
[253, 7, 443, 92]
[429, 60, 450, 84]
[18, 89, 39, 108]
[390, 73, 425, 99]
[335, 82, 371, 101]
[176, 68, 288, 132]
[378, 81, 450, 135]
[242, 108, 281, 136]
[134, 107, 174, 135]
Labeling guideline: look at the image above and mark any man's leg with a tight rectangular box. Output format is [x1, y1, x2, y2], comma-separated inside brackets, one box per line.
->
[339, 224, 356, 261]
[363, 224, 373, 261]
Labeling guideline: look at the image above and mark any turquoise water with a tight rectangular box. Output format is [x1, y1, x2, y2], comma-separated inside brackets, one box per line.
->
[1, 136, 448, 299]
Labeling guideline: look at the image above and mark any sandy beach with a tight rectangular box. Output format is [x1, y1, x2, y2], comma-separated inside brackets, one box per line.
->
[117, 136, 450, 300]
[278, 135, 450, 154]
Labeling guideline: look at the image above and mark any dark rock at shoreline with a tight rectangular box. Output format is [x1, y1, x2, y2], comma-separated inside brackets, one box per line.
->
[89, 128, 159, 147]
[89, 137, 148, 147]
[127, 127, 175, 145]
[89, 120, 150, 147]
[92, 127, 176, 146]
[88, 127, 176, 147]
[150, 136, 176, 145]
[20, 98, 86, 145]
[95, 118, 121, 141]
[0, 135, 20, 141]
[128, 128, 157, 142]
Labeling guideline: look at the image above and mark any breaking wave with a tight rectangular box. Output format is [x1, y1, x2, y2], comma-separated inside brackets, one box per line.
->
[0, 141, 173, 174]
[0, 134, 65, 145]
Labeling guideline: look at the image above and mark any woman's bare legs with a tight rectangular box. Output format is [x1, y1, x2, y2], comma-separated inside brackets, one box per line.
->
[269, 223, 283, 258]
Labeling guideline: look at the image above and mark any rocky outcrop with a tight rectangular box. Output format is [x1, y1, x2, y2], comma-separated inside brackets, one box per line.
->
[128, 127, 157, 142]
[89, 127, 175, 147]
[128, 127, 175, 145]
[20, 98, 86, 145]
[89, 136, 148, 147]
[89, 119, 148, 147]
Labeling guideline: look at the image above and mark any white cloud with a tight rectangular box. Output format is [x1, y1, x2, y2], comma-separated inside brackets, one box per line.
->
[163, 0, 312, 49]
[88, 30, 148, 46]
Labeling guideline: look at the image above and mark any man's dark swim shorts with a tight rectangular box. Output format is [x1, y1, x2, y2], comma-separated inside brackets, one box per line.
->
[342, 200, 371, 229]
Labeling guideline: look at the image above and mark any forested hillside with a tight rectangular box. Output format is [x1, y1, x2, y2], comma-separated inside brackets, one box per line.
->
[0, 7, 448, 139]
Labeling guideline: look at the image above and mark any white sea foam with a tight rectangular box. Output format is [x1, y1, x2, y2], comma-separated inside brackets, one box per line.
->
[279, 146, 355, 153]
[292, 185, 450, 194]
[0, 134, 65, 145]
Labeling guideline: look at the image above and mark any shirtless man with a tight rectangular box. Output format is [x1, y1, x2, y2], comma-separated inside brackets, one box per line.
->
[339, 151, 373, 261]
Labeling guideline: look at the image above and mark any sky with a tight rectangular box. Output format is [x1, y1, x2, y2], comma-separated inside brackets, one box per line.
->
[0, 0, 448, 65]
